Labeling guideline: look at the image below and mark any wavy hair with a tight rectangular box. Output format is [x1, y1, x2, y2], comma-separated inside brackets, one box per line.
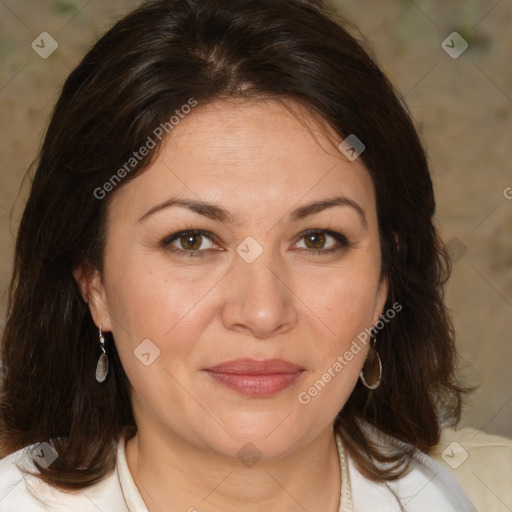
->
[0, 0, 470, 489]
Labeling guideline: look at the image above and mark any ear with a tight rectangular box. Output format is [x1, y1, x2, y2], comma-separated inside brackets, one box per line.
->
[372, 274, 389, 326]
[73, 265, 113, 332]
[371, 233, 399, 324]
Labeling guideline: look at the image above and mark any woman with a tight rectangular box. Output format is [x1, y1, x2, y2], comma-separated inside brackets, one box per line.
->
[0, 0, 510, 510]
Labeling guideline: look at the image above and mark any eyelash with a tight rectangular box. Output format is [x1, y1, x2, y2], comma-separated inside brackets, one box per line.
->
[161, 228, 350, 259]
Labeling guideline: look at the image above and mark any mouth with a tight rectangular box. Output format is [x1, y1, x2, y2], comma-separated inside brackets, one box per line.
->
[203, 358, 305, 398]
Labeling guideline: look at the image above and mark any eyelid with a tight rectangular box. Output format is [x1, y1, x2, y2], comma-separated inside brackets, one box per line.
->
[292, 228, 349, 254]
[161, 227, 350, 255]
[161, 228, 219, 248]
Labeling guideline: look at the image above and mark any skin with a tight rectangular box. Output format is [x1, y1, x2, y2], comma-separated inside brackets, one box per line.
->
[77, 99, 389, 512]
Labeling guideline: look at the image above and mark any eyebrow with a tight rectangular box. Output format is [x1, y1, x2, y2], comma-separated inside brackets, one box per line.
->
[138, 195, 367, 227]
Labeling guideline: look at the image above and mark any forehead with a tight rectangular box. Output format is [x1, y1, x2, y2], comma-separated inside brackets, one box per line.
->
[166, 98, 345, 169]
[108, 99, 376, 226]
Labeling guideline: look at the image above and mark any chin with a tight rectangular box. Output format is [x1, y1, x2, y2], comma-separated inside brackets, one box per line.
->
[197, 416, 308, 460]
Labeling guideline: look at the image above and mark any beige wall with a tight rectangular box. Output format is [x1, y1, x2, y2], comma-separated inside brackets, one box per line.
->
[0, 0, 511, 437]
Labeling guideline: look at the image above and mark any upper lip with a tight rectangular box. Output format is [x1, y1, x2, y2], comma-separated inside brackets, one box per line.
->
[205, 358, 305, 375]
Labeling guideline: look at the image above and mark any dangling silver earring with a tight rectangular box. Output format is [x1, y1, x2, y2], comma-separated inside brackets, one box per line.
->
[360, 332, 382, 390]
[95, 324, 109, 383]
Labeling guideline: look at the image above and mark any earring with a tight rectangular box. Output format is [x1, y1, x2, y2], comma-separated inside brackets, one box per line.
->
[95, 324, 109, 383]
[360, 332, 382, 390]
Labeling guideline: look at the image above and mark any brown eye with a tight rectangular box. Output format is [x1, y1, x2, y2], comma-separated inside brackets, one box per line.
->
[304, 231, 327, 249]
[179, 233, 203, 251]
[294, 229, 349, 256]
[162, 229, 216, 256]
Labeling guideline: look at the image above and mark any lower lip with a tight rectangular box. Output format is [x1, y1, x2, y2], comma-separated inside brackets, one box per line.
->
[205, 371, 304, 397]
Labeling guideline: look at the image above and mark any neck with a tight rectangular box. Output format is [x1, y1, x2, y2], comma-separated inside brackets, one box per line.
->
[125, 425, 341, 512]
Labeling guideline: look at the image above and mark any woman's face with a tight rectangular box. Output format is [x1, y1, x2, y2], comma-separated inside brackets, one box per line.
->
[84, 99, 388, 458]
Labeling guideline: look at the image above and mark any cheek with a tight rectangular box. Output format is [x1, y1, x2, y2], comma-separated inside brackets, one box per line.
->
[103, 248, 219, 366]
[102, 257, 213, 414]
[105, 244, 184, 326]
[303, 262, 380, 337]
[294, 259, 381, 414]
[295, 271, 376, 417]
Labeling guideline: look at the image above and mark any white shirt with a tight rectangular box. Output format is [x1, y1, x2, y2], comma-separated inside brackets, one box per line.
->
[1, 426, 509, 511]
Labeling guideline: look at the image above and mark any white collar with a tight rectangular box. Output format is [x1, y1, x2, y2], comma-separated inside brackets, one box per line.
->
[116, 435, 150, 512]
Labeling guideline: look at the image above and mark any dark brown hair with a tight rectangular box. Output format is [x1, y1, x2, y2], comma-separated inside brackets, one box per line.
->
[1, 0, 470, 490]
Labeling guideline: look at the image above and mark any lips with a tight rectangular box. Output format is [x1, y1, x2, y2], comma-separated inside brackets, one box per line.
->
[206, 358, 304, 374]
[204, 358, 305, 397]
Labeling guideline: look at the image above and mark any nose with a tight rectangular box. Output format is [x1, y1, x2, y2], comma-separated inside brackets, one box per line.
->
[219, 245, 298, 339]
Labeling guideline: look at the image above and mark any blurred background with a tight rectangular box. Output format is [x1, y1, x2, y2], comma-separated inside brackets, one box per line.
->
[0, 0, 511, 437]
